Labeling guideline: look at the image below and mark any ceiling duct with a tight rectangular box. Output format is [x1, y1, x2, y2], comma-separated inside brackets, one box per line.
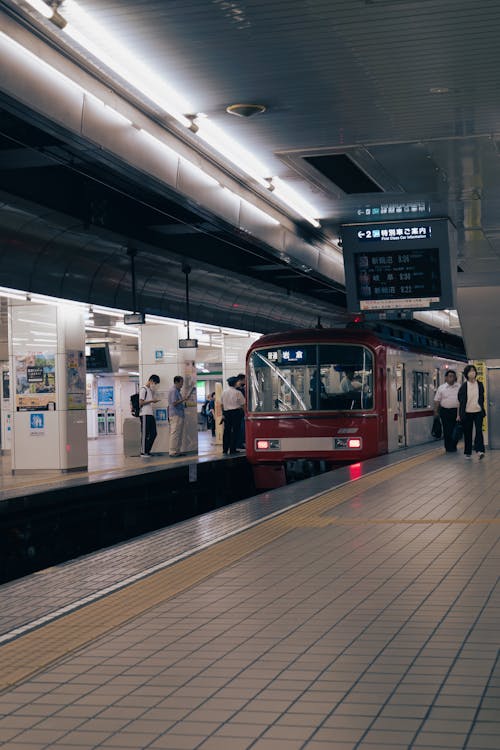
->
[305, 154, 383, 195]
[303, 153, 383, 194]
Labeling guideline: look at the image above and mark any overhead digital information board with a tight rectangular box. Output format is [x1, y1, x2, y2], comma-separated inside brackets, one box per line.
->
[340, 218, 457, 313]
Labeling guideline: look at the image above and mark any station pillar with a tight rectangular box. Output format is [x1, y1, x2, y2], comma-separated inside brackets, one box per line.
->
[9, 303, 87, 472]
[139, 324, 198, 454]
[221, 332, 259, 448]
[222, 333, 259, 384]
[0, 322, 11, 453]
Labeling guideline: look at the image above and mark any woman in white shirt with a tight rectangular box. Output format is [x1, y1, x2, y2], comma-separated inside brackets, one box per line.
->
[457, 365, 486, 459]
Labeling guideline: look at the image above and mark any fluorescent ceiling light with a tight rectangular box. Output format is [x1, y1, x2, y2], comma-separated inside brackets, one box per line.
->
[61, 0, 191, 127]
[239, 196, 280, 226]
[17, 318, 56, 326]
[270, 177, 321, 227]
[29, 292, 87, 308]
[92, 305, 132, 317]
[0, 286, 27, 301]
[194, 117, 269, 186]
[85, 326, 110, 333]
[23, 0, 53, 19]
[114, 331, 139, 338]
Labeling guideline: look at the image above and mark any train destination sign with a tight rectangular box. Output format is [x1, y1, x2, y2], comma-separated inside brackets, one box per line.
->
[266, 349, 305, 363]
[340, 218, 456, 313]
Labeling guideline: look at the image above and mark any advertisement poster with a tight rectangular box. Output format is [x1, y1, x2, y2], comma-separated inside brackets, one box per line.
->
[97, 385, 114, 407]
[474, 360, 488, 442]
[67, 350, 86, 410]
[15, 352, 56, 411]
[183, 359, 197, 407]
[2, 370, 9, 400]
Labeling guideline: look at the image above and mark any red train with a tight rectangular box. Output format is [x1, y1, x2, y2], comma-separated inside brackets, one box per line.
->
[246, 326, 465, 488]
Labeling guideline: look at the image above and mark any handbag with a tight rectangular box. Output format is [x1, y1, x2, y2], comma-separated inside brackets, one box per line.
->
[452, 422, 463, 444]
[431, 415, 442, 439]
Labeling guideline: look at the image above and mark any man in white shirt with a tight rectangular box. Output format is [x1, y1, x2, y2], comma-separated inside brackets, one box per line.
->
[434, 370, 460, 452]
[221, 376, 245, 455]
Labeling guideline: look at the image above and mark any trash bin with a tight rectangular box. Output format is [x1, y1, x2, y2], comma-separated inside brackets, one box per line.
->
[123, 417, 141, 456]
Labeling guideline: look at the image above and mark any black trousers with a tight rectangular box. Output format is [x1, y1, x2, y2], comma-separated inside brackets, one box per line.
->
[439, 406, 458, 452]
[222, 409, 243, 454]
[462, 412, 485, 455]
[140, 414, 157, 454]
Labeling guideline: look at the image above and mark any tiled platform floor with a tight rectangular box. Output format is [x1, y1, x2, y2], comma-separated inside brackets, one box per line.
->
[0, 447, 499, 749]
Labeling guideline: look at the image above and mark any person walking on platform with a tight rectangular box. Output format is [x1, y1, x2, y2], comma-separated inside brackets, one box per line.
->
[168, 375, 193, 457]
[457, 364, 486, 460]
[434, 369, 460, 452]
[221, 376, 245, 455]
[139, 374, 161, 457]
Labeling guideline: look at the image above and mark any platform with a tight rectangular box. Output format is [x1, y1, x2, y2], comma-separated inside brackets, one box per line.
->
[0, 432, 223, 504]
[0, 445, 498, 750]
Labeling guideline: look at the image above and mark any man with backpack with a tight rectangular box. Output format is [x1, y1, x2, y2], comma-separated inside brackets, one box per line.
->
[138, 374, 161, 457]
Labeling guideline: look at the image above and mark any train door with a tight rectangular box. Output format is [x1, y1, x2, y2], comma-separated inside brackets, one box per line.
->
[387, 362, 406, 450]
[486, 368, 500, 448]
[396, 364, 407, 447]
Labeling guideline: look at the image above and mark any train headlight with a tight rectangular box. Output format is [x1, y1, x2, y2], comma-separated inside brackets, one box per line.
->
[334, 437, 362, 449]
[255, 439, 281, 450]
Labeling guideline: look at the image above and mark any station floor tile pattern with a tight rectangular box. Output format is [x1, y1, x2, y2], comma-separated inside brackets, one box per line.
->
[0, 447, 499, 749]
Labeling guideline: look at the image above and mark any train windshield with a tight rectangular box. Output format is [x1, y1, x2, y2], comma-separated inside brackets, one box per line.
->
[249, 344, 374, 412]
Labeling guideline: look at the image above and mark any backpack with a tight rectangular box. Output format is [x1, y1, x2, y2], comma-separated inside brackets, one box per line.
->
[130, 392, 140, 417]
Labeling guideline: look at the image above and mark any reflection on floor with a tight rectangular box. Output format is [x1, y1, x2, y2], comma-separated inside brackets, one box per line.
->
[0, 430, 224, 500]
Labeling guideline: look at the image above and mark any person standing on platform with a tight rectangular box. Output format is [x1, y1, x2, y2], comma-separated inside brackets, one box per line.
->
[457, 364, 486, 460]
[168, 375, 194, 457]
[139, 374, 161, 457]
[221, 376, 245, 455]
[235, 373, 246, 449]
[207, 391, 216, 438]
[433, 370, 460, 453]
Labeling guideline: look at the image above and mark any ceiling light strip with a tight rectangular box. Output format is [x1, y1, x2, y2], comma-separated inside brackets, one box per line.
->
[59, 0, 191, 127]
[20, 1, 321, 229]
[270, 177, 321, 227]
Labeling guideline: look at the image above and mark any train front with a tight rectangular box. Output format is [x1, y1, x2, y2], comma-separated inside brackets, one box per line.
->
[246, 331, 386, 488]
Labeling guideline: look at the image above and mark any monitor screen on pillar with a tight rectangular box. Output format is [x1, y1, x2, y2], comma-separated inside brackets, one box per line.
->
[86, 345, 113, 373]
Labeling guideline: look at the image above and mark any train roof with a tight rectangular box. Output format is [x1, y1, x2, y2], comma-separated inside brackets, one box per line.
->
[249, 322, 467, 362]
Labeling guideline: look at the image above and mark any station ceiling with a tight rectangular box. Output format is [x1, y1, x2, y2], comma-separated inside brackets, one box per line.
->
[1, 0, 500, 352]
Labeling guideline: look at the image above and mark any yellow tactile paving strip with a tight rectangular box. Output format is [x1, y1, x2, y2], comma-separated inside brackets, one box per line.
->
[0, 448, 457, 693]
